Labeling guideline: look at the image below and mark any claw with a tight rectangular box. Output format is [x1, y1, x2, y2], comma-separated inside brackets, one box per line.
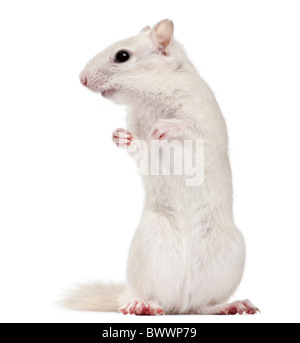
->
[119, 299, 164, 316]
[112, 128, 134, 147]
[203, 299, 259, 315]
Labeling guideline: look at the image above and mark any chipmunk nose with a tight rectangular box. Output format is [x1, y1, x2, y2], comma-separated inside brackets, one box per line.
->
[80, 72, 88, 86]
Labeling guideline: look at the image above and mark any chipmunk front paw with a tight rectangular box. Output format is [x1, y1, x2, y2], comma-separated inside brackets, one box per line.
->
[151, 119, 182, 140]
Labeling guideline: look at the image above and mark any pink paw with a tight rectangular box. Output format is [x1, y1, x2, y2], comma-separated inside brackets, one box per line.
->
[112, 128, 134, 147]
[151, 119, 181, 140]
[118, 300, 164, 316]
[219, 299, 260, 315]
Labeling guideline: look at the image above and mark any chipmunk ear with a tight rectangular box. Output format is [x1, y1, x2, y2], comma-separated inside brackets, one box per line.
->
[151, 19, 174, 52]
[140, 25, 151, 33]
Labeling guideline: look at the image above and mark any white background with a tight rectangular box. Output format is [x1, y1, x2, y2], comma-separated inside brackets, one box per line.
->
[0, 0, 299, 323]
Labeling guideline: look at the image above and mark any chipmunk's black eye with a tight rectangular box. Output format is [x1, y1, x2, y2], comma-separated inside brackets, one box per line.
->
[115, 50, 130, 63]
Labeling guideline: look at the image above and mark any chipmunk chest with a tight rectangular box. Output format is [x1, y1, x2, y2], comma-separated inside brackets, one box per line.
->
[128, 114, 157, 141]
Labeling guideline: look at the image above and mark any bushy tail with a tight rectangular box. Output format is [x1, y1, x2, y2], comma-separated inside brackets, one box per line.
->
[62, 282, 125, 312]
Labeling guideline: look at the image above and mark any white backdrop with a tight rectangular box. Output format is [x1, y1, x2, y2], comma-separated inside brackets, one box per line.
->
[0, 0, 299, 323]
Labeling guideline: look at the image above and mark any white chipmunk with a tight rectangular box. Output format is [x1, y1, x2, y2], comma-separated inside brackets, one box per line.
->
[66, 19, 259, 315]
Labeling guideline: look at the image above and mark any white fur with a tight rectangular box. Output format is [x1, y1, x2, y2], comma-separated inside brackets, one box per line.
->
[70, 19, 247, 315]
[64, 283, 124, 312]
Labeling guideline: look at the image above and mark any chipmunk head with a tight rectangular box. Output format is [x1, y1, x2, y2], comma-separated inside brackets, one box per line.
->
[79, 19, 181, 105]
